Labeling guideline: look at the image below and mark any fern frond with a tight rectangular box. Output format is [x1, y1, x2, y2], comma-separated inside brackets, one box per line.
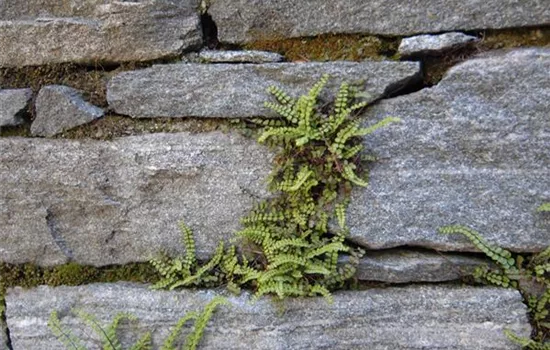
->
[184, 297, 229, 350]
[48, 311, 87, 350]
[128, 332, 152, 350]
[537, 203, 550, 212]
[354, 117, 401, 137]
[267, 85, 295, 106]
[438, 225, 516, 270]
[161, 312, 199, 350]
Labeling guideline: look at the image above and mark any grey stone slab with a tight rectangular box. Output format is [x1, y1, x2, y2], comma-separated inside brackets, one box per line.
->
[0, 132, 272, 266]
[199, 49, 284, 63]
[352, 249, 489, 283]
[0, 313, 8, 350]
[6, 283, 531, 350]
[208, 0, 550, 44]
[107, 61, 420, 118]
[348, 48, 550, 253]
[398, 32, 479, 57]
[0, 0, 202, 67]
[31, 85, 104, 137]
[0, 89, 32, 127]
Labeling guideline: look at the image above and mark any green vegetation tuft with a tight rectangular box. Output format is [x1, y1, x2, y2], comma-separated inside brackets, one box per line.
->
[439, 206, 550, 347]
[49, 296, 227, 350]
[151, 74, 397, 301]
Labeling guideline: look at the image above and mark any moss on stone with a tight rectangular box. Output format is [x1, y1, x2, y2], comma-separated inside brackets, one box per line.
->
[58, 115, 234, 140]
[478, 27, 550, 50]
[244, 33, 399, 62]
[0, 262, 159, 290]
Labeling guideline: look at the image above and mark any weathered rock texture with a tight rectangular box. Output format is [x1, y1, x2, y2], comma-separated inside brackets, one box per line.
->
[208, 0, 550, 44]
[398, 32, 479, 57]
[107, 61, 420, 118]
[0, 0, 202, 67]
[353, 249, 489, 283]
[0, 89, 32, 127]
[348, 48, 550, 253]
[31, 85, 104, 137]
[0, 316, 8, 350]
[0, 132, 272, 266]
[6, 283, 531, 350]
[199, 50, 284, 63]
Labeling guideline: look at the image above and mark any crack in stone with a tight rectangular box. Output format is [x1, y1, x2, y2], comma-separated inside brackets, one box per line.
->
[45, 208, 74, 261]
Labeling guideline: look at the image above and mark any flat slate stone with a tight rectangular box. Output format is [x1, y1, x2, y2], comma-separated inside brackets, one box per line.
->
[199, 50, 284, 63]
[0, 0, 202, 67]
[0, 132, 272, 266]
[31, 85, 104, 137]
[0, 89, 32, 127]
[208, 0, 550, 44]
[398, 32, 479, 57]
[353, 249, 489, 283]
[107, 61, 420, 118]
[348, 48, 550, 253]
[6, 283, 531, 350]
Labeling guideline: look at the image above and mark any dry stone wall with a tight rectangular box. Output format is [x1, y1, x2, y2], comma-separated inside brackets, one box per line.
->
[1, 1, 549, 349]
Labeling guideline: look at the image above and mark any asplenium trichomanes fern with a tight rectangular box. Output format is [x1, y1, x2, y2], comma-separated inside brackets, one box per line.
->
[233, 74, 399, 300]
[48, 296, 228, 350]
[439, 205, 550, 347]
[150, 74, 398, 302]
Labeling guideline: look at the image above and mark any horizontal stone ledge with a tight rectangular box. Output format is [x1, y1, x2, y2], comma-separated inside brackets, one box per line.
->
[348, 48, 550, 253]
[106, 61, 421, 118]
[0, 0, 202, 67]
[6, 283, 531, 350]
[208, 0, 550, 44]
[0, 132, 272, 266]
[351, 249, 488, 284]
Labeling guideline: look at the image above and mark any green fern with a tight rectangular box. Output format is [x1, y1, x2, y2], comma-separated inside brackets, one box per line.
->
[150, 75, 394, 302]
[49, 298, 228, 350]
[439, 223, 549, 347]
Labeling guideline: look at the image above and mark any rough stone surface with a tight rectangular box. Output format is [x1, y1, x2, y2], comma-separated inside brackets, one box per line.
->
[6, 283, 531, 350]
[209, 0, 550, 44]
[398, 32, 479, 57]
[199, 49, 284, 63]
[348, 48, 550, 253]
[107, 61, 420, 118]
[0, 89, 32, 127]
[0, 132, 272, 266]
[353, 249, 489, 283]
[0, 0, 202, 67]
[0, 317, 8, 350]
[31, 85, 104, 137]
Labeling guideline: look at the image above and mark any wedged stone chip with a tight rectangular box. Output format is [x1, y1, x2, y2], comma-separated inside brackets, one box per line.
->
[352, 249, 489, 283]
[0, 0, 202, 67]
[6, 283, 531, 350]
[31, 85, 104, 137]
[0, 88, 32, 127]
[199, 49, 284, 63]
[0, 132, 272, 266]
[348, 48, 550, 253]
[208, 0, 550, 44]
[398, 32, 479, 57]
[107, 61, 420, 118]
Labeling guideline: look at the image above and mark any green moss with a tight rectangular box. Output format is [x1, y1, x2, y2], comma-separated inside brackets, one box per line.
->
[58, 115, 234, 140]
[478, 27, 550, 50]
[244, 33, 399, 62]
[0, 262, 159, 290]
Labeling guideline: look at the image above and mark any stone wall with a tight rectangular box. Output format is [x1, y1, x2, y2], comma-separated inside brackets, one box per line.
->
[1, 1, 549, 349]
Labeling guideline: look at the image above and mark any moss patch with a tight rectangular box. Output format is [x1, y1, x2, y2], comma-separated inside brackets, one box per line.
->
[58, 115, 234, 140]
[0, 262, 159, 291]
[477, 27, 550, 50]
[244, 34, 399, 62]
